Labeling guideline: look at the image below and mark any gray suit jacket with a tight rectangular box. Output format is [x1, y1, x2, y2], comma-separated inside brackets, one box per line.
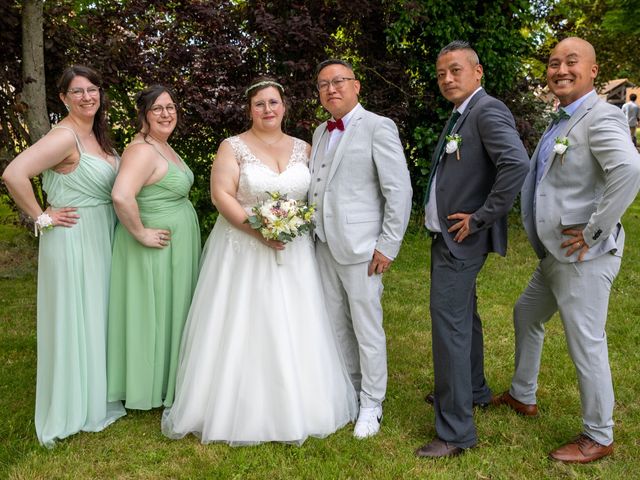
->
[309, 104, 412, 265]
[433, 90, 529, 259]
[522, 94, 640, 262]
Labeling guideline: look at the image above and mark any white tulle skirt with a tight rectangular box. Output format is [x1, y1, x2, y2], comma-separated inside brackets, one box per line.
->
[161, 217, 358, 446]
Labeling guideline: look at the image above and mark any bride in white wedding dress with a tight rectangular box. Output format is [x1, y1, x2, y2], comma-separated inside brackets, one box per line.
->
[161, 78, 358, 446]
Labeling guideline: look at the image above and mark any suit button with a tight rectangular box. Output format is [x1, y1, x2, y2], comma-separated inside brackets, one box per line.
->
[314, 193, 318, 197]
[317, 178, 321, 181]
[321, 164, 326, 168]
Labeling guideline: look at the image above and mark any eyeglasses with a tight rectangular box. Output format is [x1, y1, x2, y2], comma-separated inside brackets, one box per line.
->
[66, 86, 100, 98]
[149, 104, 178, 116]
[317, 77, 356, 92]
[252, 99, 282, 111]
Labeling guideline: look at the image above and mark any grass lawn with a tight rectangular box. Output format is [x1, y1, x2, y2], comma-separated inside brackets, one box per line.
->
[1, 198, 639, 479]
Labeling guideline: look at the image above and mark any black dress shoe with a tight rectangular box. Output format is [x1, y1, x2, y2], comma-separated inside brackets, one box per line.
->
[415, 438, 465, 458]
[424, 392, 490, 409]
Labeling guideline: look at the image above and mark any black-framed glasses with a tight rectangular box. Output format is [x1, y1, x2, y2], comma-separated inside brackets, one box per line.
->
[317, 77, 356, 92]
[149, 104, 178, 116]
[67, 86, 100, 98]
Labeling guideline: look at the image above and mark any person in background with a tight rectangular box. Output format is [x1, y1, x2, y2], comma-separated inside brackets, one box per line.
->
[621, 93, 639, 146]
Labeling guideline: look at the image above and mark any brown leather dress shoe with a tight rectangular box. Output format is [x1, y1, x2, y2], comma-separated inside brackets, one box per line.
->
[424, 392, 490, 409]
[549, 434, 613, 463]
[415, 438, 465, 458]
[491, 391, 538, 417]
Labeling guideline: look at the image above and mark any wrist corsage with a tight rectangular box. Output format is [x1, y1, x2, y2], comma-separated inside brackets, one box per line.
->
[553, 137, 569, 164]
[34, 212, 54, 237]
[445, 134, 462, 160]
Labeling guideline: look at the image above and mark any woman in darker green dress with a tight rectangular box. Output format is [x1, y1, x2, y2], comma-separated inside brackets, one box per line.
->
[108, 85, 201, 410]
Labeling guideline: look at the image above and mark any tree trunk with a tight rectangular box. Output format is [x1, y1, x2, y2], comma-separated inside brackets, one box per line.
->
[21, 0, 49, 143]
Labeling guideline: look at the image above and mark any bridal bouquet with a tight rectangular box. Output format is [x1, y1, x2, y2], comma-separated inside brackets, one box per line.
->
[246, 191, 316, 264]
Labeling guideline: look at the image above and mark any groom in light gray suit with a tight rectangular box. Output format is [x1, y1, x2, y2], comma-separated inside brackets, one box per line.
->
[308, 59, 412, 438]
[494, 37, 640, 463]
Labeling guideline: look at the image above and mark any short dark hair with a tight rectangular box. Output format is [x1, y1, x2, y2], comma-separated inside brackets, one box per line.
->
[134, 84, 179, 134]
[315, 59, 355, 77]
[58, 65, 113, 154]
[631, 93, 637, 101]
[437, 40, 480, 65]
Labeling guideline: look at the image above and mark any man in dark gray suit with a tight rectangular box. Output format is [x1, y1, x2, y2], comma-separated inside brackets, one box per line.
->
[416, 41, 529, 458]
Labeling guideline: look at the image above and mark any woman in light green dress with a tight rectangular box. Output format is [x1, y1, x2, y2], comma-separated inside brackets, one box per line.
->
[108, 85, 201, 410]
[2, 66, 126, 447]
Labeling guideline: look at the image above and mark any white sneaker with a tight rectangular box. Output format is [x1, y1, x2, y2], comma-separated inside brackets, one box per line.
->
[353, 405, 383, 438]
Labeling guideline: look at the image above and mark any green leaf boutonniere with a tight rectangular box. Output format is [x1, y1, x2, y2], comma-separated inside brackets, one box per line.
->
[445, 134, 462, 160]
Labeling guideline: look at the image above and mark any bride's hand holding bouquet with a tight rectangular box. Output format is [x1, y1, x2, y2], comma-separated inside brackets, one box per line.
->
[246, 191, 315, 264]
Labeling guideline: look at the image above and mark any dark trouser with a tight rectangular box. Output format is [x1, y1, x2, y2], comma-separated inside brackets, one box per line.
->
[429, 235, 491, 448]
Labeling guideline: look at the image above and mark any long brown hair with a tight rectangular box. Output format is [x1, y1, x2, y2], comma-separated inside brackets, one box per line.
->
[57, 65, 114, 154]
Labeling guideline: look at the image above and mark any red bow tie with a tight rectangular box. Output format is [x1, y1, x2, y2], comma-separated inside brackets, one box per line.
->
[327, 118, 345, 132]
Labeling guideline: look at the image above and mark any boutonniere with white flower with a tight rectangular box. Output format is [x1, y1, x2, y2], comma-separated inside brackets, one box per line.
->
[553, 136, 569, 164]
[445, 134, 462, 160]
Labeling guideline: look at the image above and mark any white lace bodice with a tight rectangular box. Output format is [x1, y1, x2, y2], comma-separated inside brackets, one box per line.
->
[226, 136, 310, 212]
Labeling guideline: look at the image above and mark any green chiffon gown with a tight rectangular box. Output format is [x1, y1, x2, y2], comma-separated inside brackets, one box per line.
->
[36, 126, 126, 448]
[107, 157, 201, 410]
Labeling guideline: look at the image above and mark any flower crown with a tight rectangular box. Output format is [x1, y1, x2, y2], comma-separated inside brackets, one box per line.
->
[245, 80, 284, 97]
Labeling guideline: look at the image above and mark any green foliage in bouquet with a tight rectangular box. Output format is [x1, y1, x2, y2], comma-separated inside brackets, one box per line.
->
[246, 191, 316, 243]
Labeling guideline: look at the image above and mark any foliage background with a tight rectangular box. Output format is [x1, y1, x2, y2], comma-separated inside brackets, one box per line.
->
[2, 1, 640, 477]
[3, 1, 638, 233]
[0, 0, 569, 234]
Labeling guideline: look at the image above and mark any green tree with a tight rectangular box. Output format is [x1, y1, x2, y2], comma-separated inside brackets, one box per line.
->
[2, 0, 551, 231]
[544, 0, 640, 82]
[386, 0, 544, 195]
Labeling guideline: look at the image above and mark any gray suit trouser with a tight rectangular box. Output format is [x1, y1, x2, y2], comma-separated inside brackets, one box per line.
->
[430, 235, 492, 448]
[510, 253, 620, 446]
[315, 240, 386, 408]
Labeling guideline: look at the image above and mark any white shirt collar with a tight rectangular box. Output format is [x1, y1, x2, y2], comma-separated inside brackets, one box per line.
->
[455, 87, 483, 115]
[331, 103, 361, 129]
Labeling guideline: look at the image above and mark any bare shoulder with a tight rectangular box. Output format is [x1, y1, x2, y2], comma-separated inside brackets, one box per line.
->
[119, 141, 163, 177]
[121, 141, 156, 161]
[39, 125, 79, 152]
[215, 137, 239, 162]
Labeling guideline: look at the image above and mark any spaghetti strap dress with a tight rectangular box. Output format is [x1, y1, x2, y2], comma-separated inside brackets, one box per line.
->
[36, 126, 126, 448]
[107, 146, 201, 410]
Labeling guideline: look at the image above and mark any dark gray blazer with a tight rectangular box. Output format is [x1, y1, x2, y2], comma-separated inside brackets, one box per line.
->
[433, 89, 529, 259]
